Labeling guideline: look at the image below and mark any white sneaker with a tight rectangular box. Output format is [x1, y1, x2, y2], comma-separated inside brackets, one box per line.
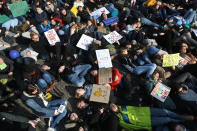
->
[47, 127, 55, 131]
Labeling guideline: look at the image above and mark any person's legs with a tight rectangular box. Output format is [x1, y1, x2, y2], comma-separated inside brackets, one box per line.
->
[150, 108, 180, 118]
[72, 64, 92, 77]
[133, 64, 156, 78]
[151, 116, 181, 126]
[140, 17, 161, 28]
[47, 99, 66, 108]
[184, 9, 196, 24]
[50, 109, 67, 128]
[68, 73, 86, 87]
[10, 18, 19, 28]
[37, 78, 48, 89]
[42, 73, 53, 83]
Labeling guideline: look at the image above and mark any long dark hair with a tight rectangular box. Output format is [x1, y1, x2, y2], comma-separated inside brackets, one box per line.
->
[25, 84, 40, 96]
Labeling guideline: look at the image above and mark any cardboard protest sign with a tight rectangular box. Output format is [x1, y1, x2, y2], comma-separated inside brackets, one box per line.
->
[9, 1, 29, 17]
[70, 6, 78, 17]
[176, 56, 188, 68]
[21, 48, 39, 61]
[151, 82, 171, 102]
[162, 53, 180, 67]
[90, 7, 110, 19]
[103, 17, 119, 26]
[76, 34, 94, 50]
[44, 29, 60, 46]
[89, 84, 111, 104]
[103, 31, 123, 44]
[0, 15, 11, 24]
[98, 68, 112, 84]
[96, 49, 113, 68]
[97, 26, 107, 34]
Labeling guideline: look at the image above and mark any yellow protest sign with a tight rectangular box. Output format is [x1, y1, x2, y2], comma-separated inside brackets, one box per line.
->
[70, 6, 78, 17]
[162, 53, 180, 67]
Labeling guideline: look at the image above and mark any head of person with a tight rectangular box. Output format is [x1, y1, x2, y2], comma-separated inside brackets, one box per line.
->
[154, 0, 162, 10]
[101, 13, 108, 20]
[30, 32, 39, 42]
[41, 18, 49, 26]
[70, 112, 79, 121]
[90, 69, 98, 76]
[36, 6, 43, 14]
[87, 20, 92, 26]
[174, 83, 189, 94]
[78, 6, 83, 12]
[0, 57, 4, 65]
[51, 19, 56, 25]
[151, 72, 160, 81]
[120, 47, 128, 56]
[61, 8, 67, 15]
[46, 1, 51, 6]
[25, 84, 40, 96]
[179, 45, 187, 54]
[99, 22, 104, 27]
[75, 88, 85, 98]
[123, 41, 132, 49]
[110, 103, 119, 113]
[77, 100, 88, 109]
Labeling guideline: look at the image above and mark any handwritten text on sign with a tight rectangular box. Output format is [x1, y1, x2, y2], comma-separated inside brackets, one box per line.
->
[9, 1, 29, 17]
[90, 7, 110, 19]
[151, 82, 171, 102]
[76, 34, 94, 50]
[44, 29, 60, 46]
[162, 53, 180, 67]
[96, 49, 112, 68]
[104, 31, 122, 44]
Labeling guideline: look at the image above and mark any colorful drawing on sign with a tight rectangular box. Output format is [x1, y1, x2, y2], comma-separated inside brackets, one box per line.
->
[176, 56, 188, 68]
[151, 82, 171, 102]
[44, 29, 60, 46]
[162, 53, 180, 67]
[103, 17, 119, 26]
[104, 31, 122, 44]
[9, 1, 29, 18]
[76, 34, 94, 50]
[96, 49, 112, 68]
[89, 84, 111, 103]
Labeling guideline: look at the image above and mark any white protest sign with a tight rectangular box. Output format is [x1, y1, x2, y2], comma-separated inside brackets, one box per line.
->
[76, 34, 94, 50]
[90, 7, 110, 19]
[151, 82, 171, 102]
[96, 49, 112, 68]
[44, 29, 60, 46]
[104, 31, 123, 44]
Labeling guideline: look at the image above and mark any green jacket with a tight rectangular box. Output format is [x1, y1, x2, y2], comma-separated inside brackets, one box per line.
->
[118, 105, 152, 131]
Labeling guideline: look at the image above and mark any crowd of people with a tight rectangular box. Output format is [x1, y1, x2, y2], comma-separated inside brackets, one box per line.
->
[1, 0, 197, 131]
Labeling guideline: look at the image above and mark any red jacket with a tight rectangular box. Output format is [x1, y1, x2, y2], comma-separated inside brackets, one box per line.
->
[96, 68, 122, 90]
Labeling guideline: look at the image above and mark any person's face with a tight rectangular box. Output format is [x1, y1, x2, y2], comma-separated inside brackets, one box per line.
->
[61, 9, 67, 15]
[78, 7, 83, 12]
[0, 58, 4, 64]
[77, 101, 86, 109]
[100, 22, 104, 26]
[76, 89, 85, 96]
[136, 22, 141, 28]
[178, 87, 184, 93]
[153, 73, 160, 81]
[36, 8, 42, 14]
[32, 88, 38, 95]
[180, 47, 187, 54]
[175, 125, 185, 131]
[32, 35, 39, 42]
[110, 103, 119, 112]
[51, 20, 56, 25]
[126, 44, 132, 49]
[46, 2, 51, 6]
[91, 70, 98, 76]
[43, 20, 48, 25]
[102, 14, 107, 19]
[121, 49, 128, 55]
[155, 1, 162, 9]
[132, 23, 138, 28]
[70, 113, 78, 121]
[87, 20, 92, 26]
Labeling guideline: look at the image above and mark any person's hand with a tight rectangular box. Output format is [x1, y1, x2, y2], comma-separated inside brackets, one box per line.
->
[153, 33, 158, 37]
[79, 127, 84, 131]
[99, 107, 104, 114]
[59, 66, 65, 73]
[70, 26, 76, 35]
[137, 49, 143, 54]
[28, 120, 38, 128]
[54, 110, 60, 115]
[94, 60, 98, 64]
[72, 22, 75, 25]
[8, 72, 13, 76]
[65, 100, 68, 105]
[42, 65, 51, 70]
[114, 75, 119, 81]
[116, 41, 120, 45]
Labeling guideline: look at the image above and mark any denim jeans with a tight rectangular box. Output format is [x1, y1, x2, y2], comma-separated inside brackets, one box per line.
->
[37, 73, 54, 89]
[2, 18, 18, 30]
[184, 9, 196, 24]
[46, 99, 67, 128]
[58, 25, 70, 36]
[68, 64, 92, 87]
[140, 17, 161, 28]
[133, 64, 156, 78]
[150, 108, 181, 126]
